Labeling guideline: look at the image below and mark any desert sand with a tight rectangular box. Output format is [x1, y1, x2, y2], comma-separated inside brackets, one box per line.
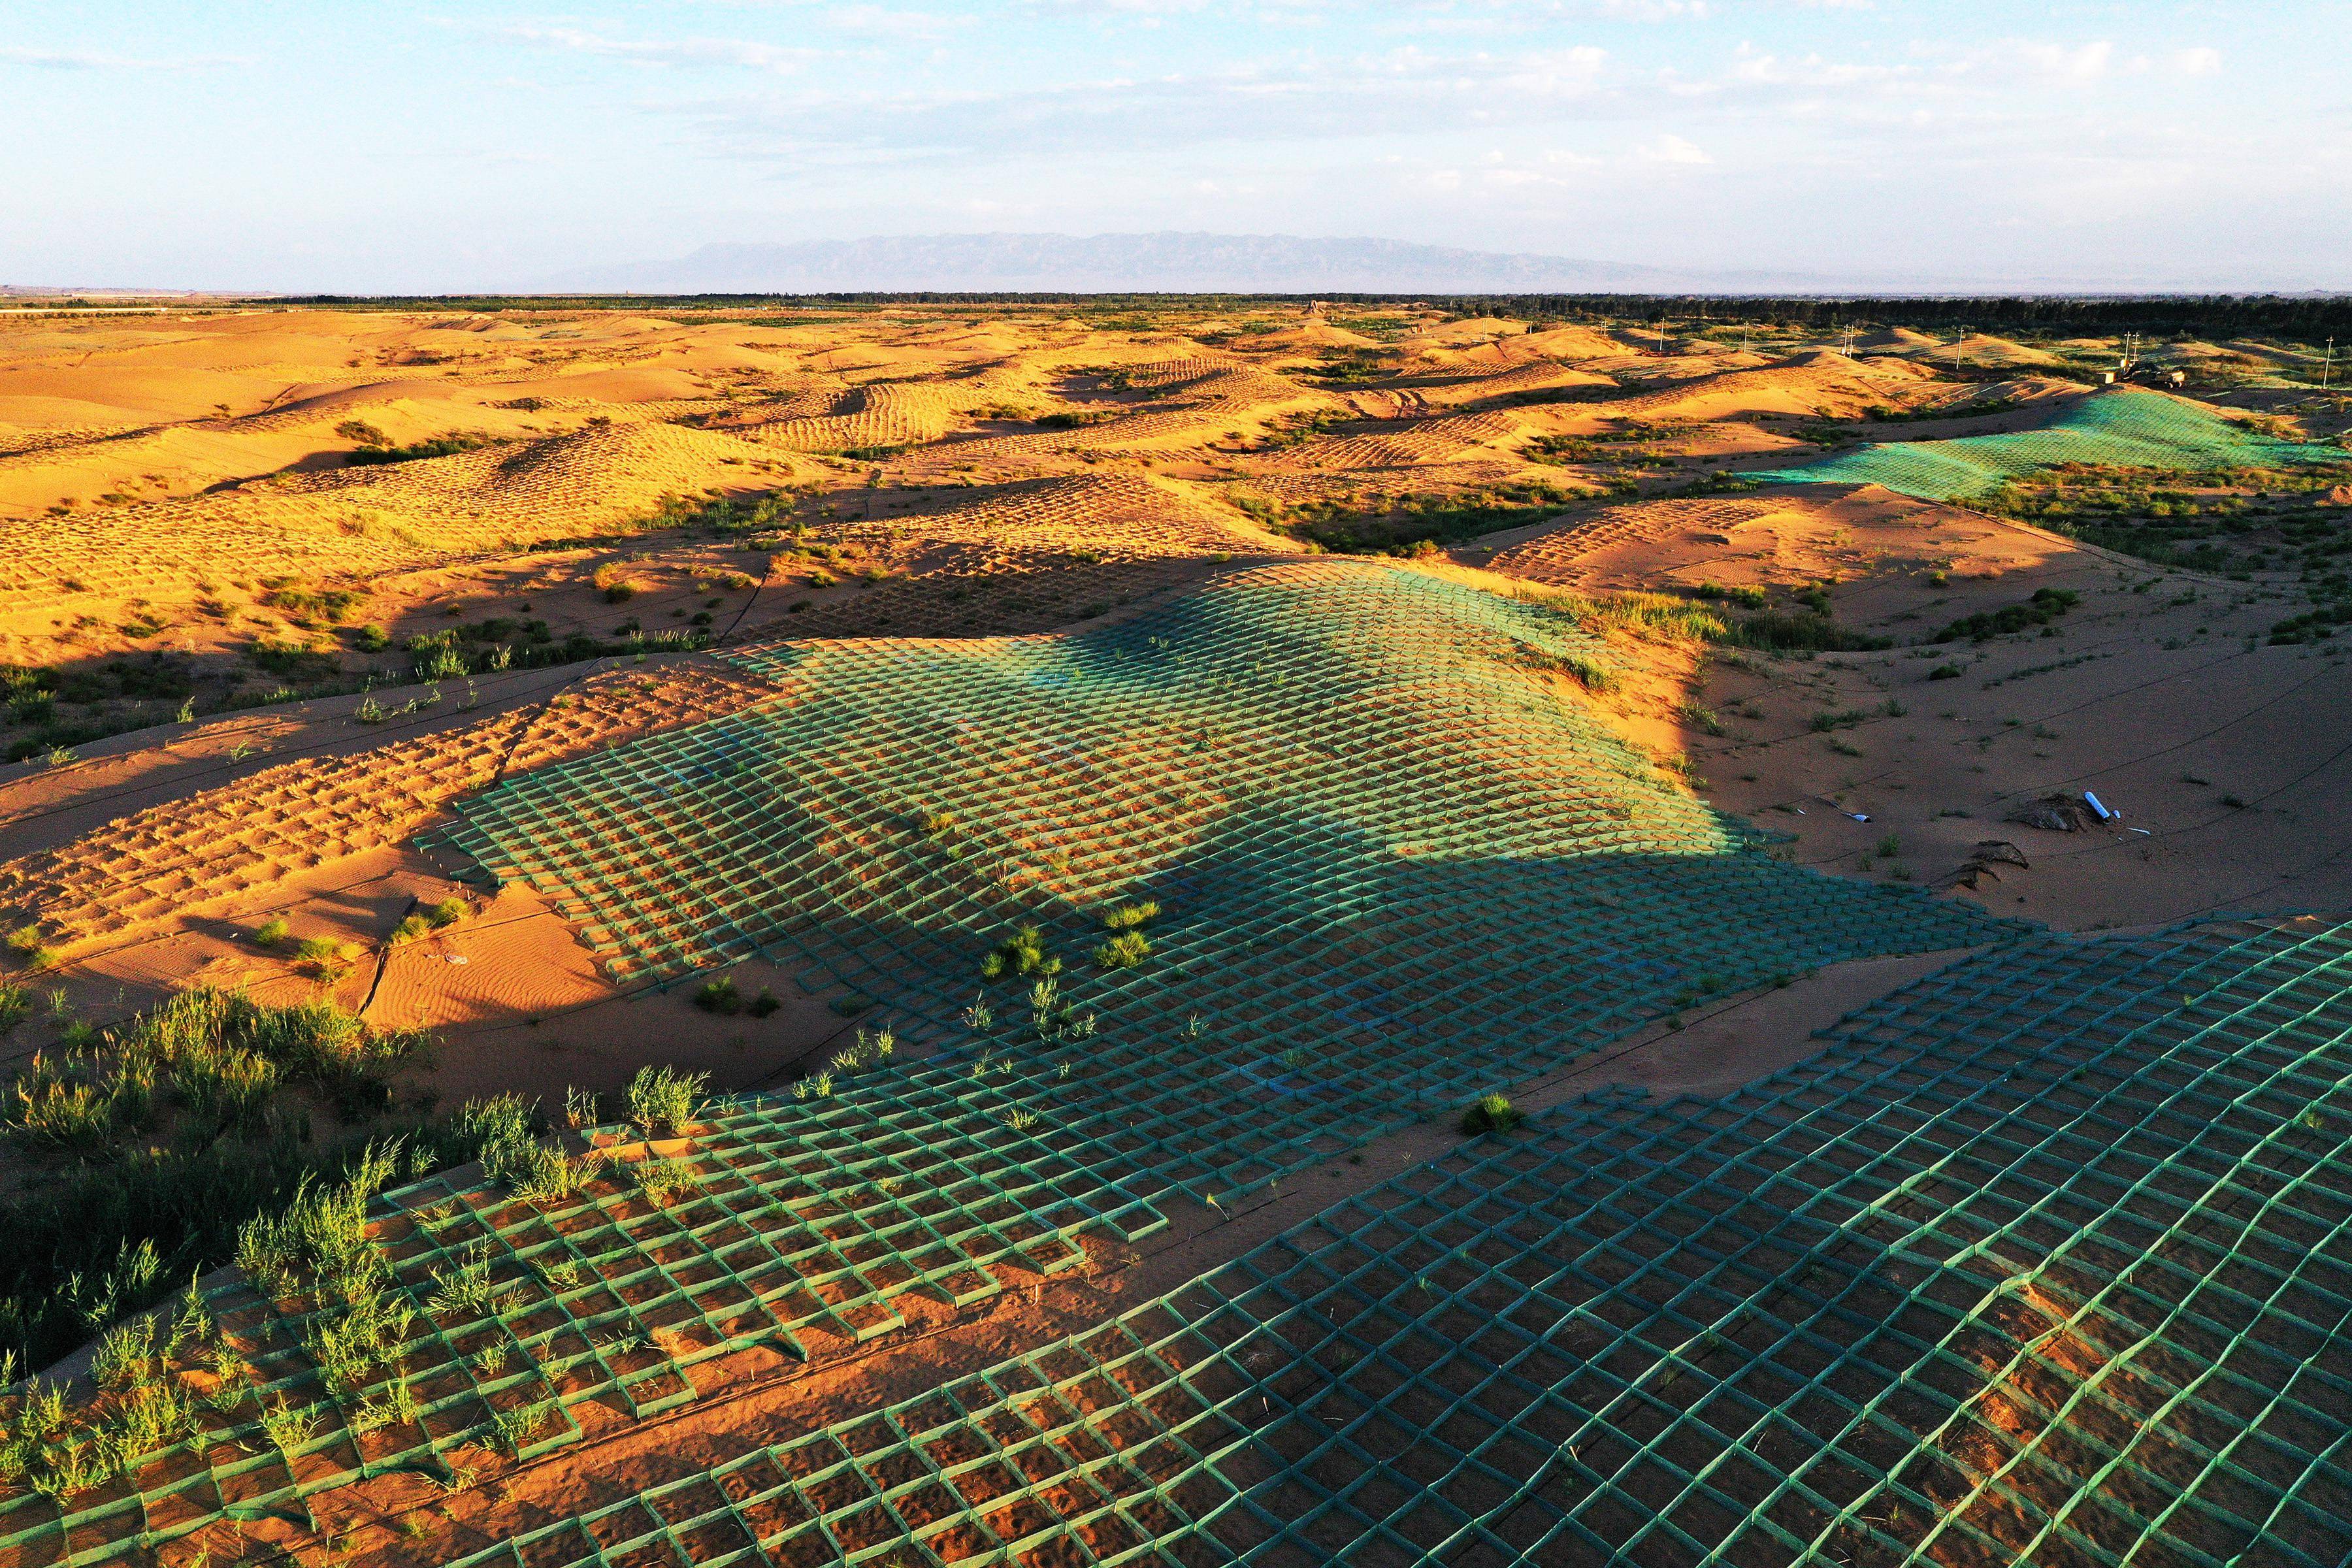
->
[0, 301, 2346, 1567]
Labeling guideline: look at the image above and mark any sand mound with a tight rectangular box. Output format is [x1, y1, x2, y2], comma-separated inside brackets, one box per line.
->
[1598, 352, 1929, 423]
[0, 421, 804, 612]
[1484, 487, 2072, 600]
[0, 661, 774, 954]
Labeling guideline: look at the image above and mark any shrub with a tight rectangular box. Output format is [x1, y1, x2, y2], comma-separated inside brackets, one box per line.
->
[7, 1053, 142, 1149]
[1931, 588, 2080, 644]
[415, 645, 469, 681]
[1560, 653, 1615, 693]
[693, 975, 742, 1014]
[250, 638, 338, 680]
[1100, 900, 1160, 932]
[625, 1064, 707, 1137]
[88, 1315, 155, 1390]
[1094, 930, 1152, 970]
[343, 433, 490, 466]
[491, 1398, 557, 1455]
[1735, 612, 1891, 653]
[391, 896, 466, 946]
[425, 1249, 519, 1321]
[260, 1395, 318, 1456]
[983, 925, 1056, 981]
[634, 1156, 696, 1205]
[1459, 1092, 1525, 1136]
[829, 1026, 895, 1077]
[171, 1040, 280, 1127]
[457, 1094, 540, 1183]
[1691, 581, 1769, 610]
[263, 583, 370, 627]
[5, 926, 56, 971]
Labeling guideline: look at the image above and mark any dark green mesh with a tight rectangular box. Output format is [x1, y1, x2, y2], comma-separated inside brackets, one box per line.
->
[1749, 389, 2345, 500]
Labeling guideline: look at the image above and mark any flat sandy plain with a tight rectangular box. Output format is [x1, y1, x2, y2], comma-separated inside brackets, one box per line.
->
[0, 302, 2348, 1567]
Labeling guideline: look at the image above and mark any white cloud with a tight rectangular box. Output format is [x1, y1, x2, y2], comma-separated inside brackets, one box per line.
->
[1639, 132, 1712, 164]
[495, 25, 820, 73]
[653, 42, 1622, 163]
[0, 45, 246, 70]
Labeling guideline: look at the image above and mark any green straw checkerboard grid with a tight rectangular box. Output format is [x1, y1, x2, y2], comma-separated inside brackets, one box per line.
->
[0, 564, 2021, 1563]
[453, 912, 2352, 1567]
[0, 1067, 1174, 1565]
[431, 561, 2008, 1035]
[1747, 388, 2347, 502]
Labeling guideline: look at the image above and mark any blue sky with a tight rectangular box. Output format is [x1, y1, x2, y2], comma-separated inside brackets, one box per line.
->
[3, 1, 2345, 291]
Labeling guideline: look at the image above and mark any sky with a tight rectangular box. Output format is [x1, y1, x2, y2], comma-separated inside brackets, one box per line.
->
[3, 1, 2347, 293]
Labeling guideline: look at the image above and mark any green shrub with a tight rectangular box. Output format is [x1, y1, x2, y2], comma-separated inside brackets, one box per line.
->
[1931, 588, 2080, 644]
[263, 583, 370, 627]
[634, 1156, 697, 1205]
[1735, 612, 1891, 653]
[425, 1249, 519, 1322]
[415, 645, 469, 681]
[457, 1094, 538, 1181]
[7, 1051, 146, 1150]
[1094, 930, 1152, 970]
[90, 1315, 155, 1390]
[983, 925, 1057, 982]
[389, 896, 467, 947]
[693, 975, 742, 1014]
[828, 1026, 895, 1077]
[1459, 1092, 1525, 1136]
[171, 1041, 280, 1127]
[259, 1395, 318, 1456]
[1560, 653, 1615, 692]
[626, 1065, 707, 1137]
[344, 433, 491, 466]
[249, 638, 338, 681]
[1101, 900, 1161, 932]
[491, 1398, 557, 1455]
[1691, 581, 1769, 610]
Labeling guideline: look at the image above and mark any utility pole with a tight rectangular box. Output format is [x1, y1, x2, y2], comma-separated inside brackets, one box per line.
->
[2323, 337, 2334, 394]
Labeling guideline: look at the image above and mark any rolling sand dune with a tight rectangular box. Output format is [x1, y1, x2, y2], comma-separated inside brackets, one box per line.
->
[0, 302, 2347, 1568]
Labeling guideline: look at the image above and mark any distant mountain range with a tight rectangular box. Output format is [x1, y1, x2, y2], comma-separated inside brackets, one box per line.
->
[546, 232, 1827, 295]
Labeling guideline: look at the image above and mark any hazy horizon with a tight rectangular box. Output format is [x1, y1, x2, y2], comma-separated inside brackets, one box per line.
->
[7, 1, 2349, 293]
